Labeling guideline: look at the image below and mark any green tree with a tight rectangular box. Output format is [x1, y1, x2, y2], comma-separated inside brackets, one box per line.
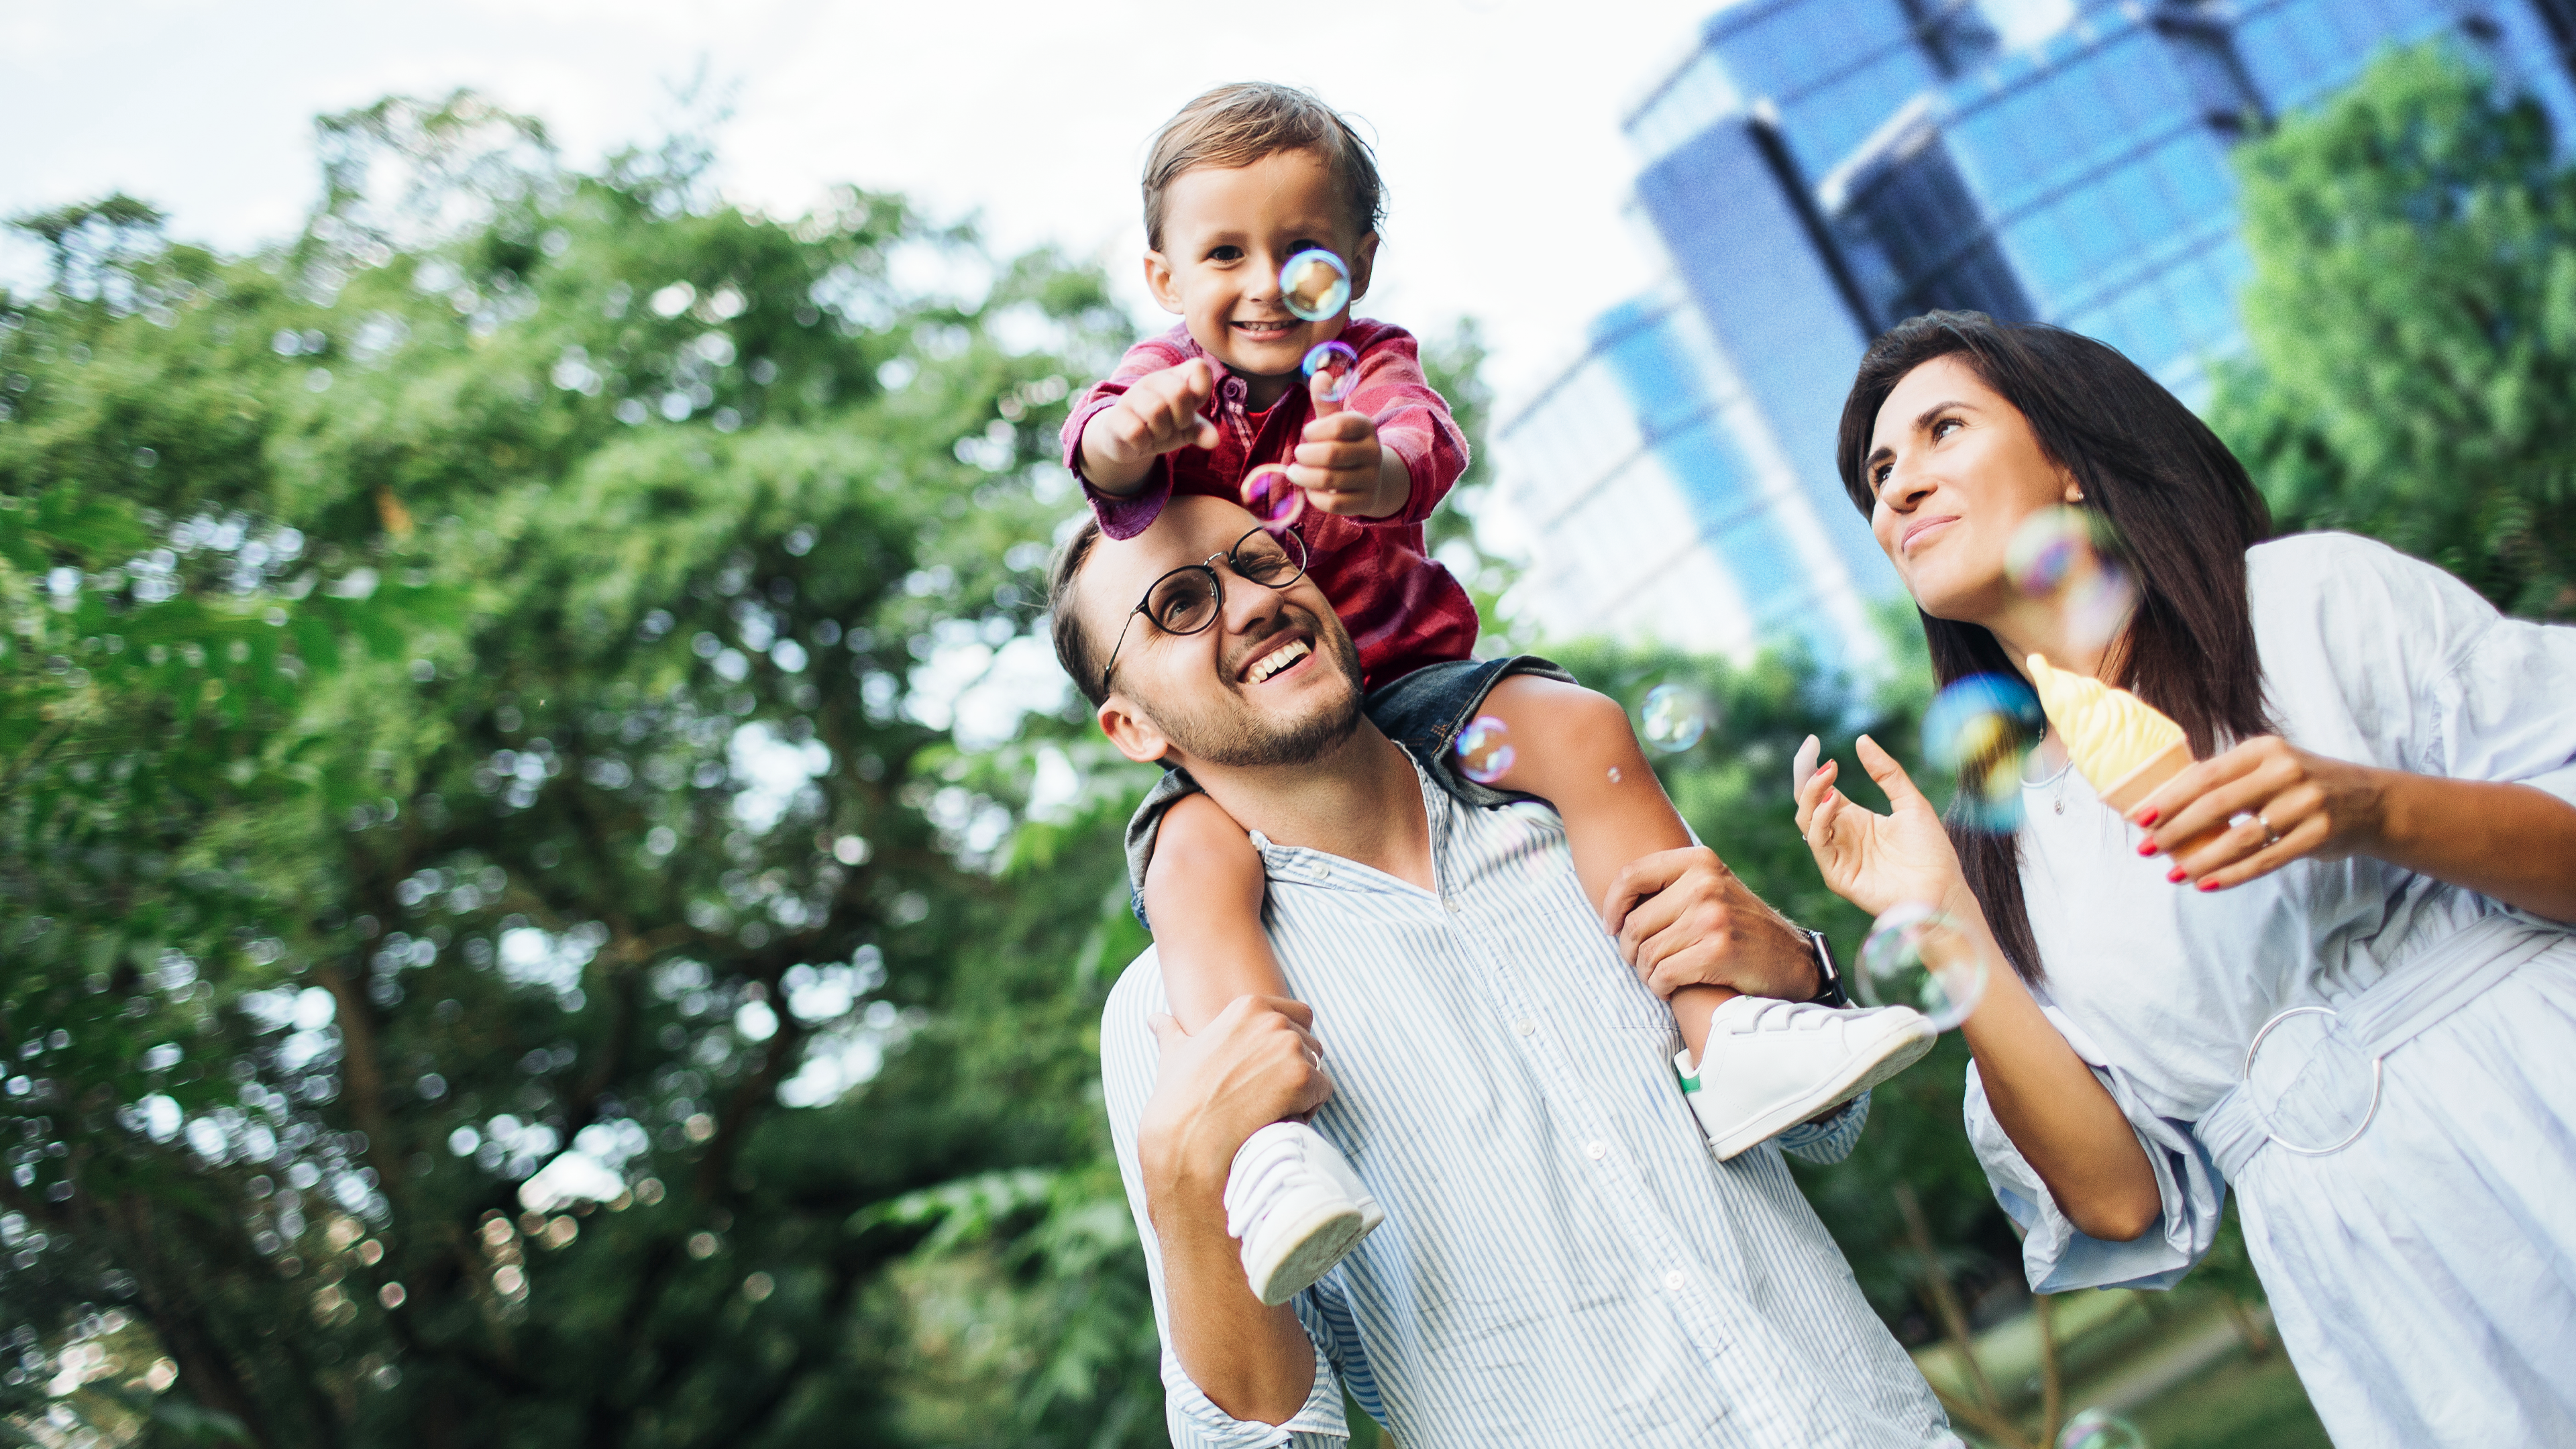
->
[3, 92, 1164, 1447]
[2210, 40, 2576, 619]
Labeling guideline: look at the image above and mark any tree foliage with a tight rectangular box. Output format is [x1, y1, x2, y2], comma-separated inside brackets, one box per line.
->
[2210, 40, 2576, 619]
[2, 93, 1165, 1447]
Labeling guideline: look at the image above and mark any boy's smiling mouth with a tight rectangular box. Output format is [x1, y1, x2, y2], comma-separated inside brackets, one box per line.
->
[1230, 319, 1298, 343]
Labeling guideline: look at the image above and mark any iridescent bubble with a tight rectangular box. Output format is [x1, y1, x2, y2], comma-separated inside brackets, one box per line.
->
[2056, 1408, 2148, 1449]
[1638, 685, 1713, 754]
[1302, 340, 1358, 404]
[1240, 464, 1303, 530]
[1923, 673, 2044, 831]
[1858, 902, 1990, 1031]
[1607, 767, 1622, 784]
[2065, 564, 2139, 653]
[2005, 505, 2093, 597]
[1279, 250, 1351, 322]
[1455, 715, 1515, 785]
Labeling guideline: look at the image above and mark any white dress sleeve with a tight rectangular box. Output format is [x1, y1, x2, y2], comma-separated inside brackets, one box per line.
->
[2255, 531, 2576, 800]
[1962, 1001, 2226, 1293]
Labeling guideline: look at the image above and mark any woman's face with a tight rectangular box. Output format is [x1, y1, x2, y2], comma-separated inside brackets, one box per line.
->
[1863, 354, 2080, 625]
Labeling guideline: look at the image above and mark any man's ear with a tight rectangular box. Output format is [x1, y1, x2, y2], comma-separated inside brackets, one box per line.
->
[1346, 231, 1381, 303]
[1142, 250, 1184, 315]
[1098, 695, 1176, 767]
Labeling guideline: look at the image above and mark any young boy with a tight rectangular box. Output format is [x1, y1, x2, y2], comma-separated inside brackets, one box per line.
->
[1063, 82, 1934, 1307]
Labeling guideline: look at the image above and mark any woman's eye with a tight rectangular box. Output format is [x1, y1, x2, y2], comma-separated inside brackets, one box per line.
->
[1931, 417, 1962, 441]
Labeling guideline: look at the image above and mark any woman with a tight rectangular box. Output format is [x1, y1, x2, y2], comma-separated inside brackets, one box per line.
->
[1794, 311, 2576, 1446]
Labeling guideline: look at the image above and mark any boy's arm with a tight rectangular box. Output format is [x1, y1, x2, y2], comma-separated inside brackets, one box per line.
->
[1063, 338, 1217, 538]
[1336, 326, 1468, 528]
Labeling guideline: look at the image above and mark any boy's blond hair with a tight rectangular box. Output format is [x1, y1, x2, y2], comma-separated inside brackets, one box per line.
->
[1142, 83, 1386, 251]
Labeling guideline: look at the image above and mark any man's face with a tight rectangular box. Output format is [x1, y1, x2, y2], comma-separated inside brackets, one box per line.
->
[1079, 496, 1364, 771]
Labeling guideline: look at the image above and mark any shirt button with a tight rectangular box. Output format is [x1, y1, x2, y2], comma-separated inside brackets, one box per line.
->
[1664, 1270, 1686, 1291]
[1585, 1140, 1606, 1161]
[1515, 1018, 1535, 1036]
[1312, 862, 1332, 880]
[1444, 897, 1462, 914]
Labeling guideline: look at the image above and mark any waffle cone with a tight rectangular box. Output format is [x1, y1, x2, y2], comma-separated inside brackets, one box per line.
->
[2096, 741, 2223, 855]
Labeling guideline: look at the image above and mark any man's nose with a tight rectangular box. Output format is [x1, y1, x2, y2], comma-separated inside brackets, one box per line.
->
[1220, 557, 1289, 637]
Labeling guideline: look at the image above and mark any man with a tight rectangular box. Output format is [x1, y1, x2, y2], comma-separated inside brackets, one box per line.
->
[1052, 494, 1955, 1446]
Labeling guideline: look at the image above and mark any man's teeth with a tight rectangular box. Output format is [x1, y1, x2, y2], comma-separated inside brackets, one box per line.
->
[1247, 639, 1310, 682]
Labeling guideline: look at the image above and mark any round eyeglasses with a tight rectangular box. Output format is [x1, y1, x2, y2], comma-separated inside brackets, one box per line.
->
[1099, 525, 1309, 696]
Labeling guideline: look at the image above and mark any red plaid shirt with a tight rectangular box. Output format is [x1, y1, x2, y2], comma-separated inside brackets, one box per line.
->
[1061, 319, 1477, 692]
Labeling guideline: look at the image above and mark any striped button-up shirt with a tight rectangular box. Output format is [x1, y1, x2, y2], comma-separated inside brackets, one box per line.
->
[1102, 761, 1958, 1448]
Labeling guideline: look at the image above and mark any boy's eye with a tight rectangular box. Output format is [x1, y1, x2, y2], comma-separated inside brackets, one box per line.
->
[1208, 245, 1244, 263]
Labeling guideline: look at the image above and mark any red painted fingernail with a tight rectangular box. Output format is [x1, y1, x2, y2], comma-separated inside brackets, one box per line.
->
[2198, 879, 2222, 893]
[2167, 866, 2188, 884]
[2137, 841, 2158, 857]
[2135, 808, 2159, 827]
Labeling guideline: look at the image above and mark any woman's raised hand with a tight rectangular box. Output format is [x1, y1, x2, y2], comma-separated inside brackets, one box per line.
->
[1794, 733, 1970, 919]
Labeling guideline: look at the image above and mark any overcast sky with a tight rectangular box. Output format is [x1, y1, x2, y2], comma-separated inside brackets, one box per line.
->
[2, 0, 1730, 407]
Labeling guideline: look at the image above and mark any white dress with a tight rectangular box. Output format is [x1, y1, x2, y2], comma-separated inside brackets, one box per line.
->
[1962, 532, 2576, 1448]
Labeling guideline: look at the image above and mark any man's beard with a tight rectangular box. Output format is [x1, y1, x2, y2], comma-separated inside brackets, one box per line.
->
[1144, 609, 1366, 769]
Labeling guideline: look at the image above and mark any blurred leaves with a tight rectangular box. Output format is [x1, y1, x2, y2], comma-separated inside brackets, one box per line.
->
[2211, 39, 2576, 620]
[1, 88, 1157, 1448]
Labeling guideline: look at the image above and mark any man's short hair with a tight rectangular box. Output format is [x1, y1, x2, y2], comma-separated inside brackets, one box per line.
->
[1047, 515, 1112, 707]
[1142, 83, 1386, 252]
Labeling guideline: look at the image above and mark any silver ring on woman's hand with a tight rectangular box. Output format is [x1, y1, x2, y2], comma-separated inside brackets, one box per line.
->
[2257, 812, 2281, 848]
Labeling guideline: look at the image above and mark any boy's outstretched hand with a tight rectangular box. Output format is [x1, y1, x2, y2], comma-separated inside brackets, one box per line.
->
[1289, 370, 1411, 519]
[1080, 358, 1220, 494]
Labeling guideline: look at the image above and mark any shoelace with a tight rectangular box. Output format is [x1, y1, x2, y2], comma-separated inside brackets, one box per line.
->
[1723, 999, 1840, 1035]
[1222, 1132, 1318, 1242]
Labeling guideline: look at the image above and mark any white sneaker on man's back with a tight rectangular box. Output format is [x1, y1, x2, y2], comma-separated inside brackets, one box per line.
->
[1224, 1120, 1386, 1306]
[1678, 996, 1935, 1160]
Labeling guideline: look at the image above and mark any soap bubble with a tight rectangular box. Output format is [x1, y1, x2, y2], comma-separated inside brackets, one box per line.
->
[2006, 505, 2138, 654]
[1638, 685, 1713, 754]
[2056, 1408, 2147, 1449]
[1922, 673, 2044, 830]
[1454, 715, 1514, 785]
[1302, 340, 1358, 404]
[2066, 566, 2140, 653]
[1858, 902, 1989, 1030]
[1241, 464, 1303, 530]
[2005, 505, 2092, 596]
[1279, 250, 1351, 322]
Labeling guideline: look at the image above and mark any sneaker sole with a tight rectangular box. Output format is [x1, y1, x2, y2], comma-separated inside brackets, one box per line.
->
[1703, 1019, 1938, 1161]
[1245, 1201, 1372, 1306]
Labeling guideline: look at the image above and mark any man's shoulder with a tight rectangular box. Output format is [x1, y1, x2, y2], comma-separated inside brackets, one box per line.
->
[1097, 947, 1167, 1120]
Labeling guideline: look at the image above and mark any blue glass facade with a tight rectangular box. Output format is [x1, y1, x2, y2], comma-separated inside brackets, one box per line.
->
[1495, 0, 2576, 665]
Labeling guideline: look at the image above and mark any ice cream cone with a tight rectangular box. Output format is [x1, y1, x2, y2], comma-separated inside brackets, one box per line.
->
[2098, 739, 2190, 816]
[2098, 740, 2221, 855]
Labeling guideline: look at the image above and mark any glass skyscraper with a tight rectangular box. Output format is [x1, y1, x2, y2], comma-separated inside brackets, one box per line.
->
[1494, 0, 2576, 671]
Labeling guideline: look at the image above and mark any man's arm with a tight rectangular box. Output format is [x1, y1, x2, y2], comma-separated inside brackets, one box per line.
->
[1136, 998, 1336, 1424]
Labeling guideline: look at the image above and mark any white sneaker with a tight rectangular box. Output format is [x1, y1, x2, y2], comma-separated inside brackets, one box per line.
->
[1678, 996, 1936, 1159]
[1224, 1120, 1385, 1306]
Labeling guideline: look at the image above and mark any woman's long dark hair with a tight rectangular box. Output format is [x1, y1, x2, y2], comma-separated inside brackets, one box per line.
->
[1835, 312, 2275, 982]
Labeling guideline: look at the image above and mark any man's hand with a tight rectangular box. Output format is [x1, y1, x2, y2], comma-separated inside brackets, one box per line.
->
[1080, 358, 1221, 495]
[1601, 847, 1820, 1002]
[1133, 996, 1332, 1426]
[1136, 996, 1332, 1212]
[1287, 370, 1409, 519]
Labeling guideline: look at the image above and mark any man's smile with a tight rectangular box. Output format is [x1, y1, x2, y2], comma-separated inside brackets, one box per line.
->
[1240, 634, 1312, 684]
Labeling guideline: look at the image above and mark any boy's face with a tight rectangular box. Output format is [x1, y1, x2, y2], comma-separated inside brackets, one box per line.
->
[1145, 148, 1379, 386]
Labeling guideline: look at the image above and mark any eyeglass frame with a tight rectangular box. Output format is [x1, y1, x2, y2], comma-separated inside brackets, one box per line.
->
[1097, 524, 1309, 698]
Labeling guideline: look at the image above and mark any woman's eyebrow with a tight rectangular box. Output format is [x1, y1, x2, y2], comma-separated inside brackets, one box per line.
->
[1913, 399, 1976, 432]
